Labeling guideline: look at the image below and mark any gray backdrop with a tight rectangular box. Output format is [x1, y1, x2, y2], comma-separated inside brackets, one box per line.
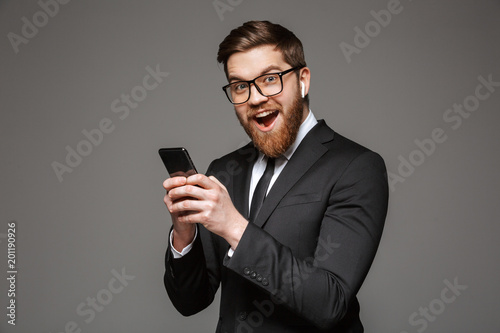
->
[1, 0, 499, 332]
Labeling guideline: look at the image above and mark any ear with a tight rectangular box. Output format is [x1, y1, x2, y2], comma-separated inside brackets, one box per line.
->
[299, 67, 311, 98]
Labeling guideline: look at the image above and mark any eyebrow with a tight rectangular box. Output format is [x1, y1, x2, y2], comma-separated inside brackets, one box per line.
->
[228, 64, 284, 83]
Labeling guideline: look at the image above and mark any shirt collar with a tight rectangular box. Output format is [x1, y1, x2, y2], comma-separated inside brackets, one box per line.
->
[282, 109, 318, 161]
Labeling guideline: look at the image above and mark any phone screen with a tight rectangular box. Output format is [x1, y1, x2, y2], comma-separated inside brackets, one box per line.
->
[158, 147, 198, 177]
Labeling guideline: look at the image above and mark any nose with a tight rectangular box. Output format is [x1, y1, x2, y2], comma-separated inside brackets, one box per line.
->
[247, 83, 268, 106]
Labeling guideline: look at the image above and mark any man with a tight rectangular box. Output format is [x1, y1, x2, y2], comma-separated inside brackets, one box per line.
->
[163, 20, 388, 332]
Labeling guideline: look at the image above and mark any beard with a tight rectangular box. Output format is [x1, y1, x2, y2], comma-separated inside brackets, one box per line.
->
[237, 92, 304, 158]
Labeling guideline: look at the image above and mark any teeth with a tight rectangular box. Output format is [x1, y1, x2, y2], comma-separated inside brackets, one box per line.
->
[255, 110, 276, 118]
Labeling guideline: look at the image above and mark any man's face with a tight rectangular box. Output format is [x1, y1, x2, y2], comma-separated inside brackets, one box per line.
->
[226, 45, 309, 158]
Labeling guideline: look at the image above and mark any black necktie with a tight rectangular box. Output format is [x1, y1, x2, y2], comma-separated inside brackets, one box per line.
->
[249, 157, 275, 223]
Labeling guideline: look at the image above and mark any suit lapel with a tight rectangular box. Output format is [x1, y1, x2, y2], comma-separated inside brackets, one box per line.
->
[253, 120, 335, 228]
[230, 143, 258, 219]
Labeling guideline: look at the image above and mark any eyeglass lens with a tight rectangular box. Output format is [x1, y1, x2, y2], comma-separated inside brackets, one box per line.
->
[226, 73, 282, 104]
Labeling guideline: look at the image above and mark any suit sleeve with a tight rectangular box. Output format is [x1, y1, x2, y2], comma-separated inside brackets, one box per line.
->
[163, 161, 222, 316]
[224, 151, 389, 330]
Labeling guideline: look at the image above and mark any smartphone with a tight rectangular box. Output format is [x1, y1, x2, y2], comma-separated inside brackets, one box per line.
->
[158, 147, 198, 178]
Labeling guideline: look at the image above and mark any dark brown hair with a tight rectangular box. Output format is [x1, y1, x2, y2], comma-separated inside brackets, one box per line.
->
[217, 20, 307, 76]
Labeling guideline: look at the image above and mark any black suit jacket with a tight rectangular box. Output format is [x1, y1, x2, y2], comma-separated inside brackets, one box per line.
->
[164, 120, 389, 332]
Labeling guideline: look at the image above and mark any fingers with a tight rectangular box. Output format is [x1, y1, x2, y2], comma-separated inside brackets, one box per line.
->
[169, 195, 212, 217]
[163, 191, 173, 206]
[185, 174, 228, 192]
[163, 176, 187, 191]
[168, 184, 203, 202]
[163, 177, 187, 213]
[168, 174, 215, 201]
[163, 174, 226, 225]
[163, 177, 181, 190]
[186, 174, 219, 189]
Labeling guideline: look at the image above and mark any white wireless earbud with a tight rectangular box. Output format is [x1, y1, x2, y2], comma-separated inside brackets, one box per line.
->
[301, 82, 305, 98]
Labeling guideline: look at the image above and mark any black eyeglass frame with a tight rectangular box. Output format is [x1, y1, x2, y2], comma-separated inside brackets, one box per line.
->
[222, 66, 303, 105]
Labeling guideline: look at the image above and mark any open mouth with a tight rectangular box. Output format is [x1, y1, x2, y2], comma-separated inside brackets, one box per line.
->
[253, 110, 279, 132]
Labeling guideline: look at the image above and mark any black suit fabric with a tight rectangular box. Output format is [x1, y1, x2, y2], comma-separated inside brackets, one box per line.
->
[164, 120, 389, 332]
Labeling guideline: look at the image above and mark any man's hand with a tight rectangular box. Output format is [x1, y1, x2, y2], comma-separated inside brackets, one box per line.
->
[163, 174, 248, 251]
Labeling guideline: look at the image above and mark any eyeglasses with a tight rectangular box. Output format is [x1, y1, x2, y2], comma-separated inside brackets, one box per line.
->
[222, 67, 302, 105]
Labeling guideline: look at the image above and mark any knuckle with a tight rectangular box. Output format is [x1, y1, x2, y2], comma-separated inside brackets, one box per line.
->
[207, 191, 219, 203]
[181, 200, 190, 209]
[199, 212, 210, 223]
[185, 185, 194, 194]
[188, 174, 200, 183]
[206, 201, 216, 211]
[168, 203, 176, 213]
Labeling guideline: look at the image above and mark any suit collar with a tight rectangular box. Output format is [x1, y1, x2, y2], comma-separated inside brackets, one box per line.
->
[253, 120, 334, 228]
[230, 143, 258, 219]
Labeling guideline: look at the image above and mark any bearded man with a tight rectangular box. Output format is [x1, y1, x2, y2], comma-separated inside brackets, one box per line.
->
[163, 20, 389, 333]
